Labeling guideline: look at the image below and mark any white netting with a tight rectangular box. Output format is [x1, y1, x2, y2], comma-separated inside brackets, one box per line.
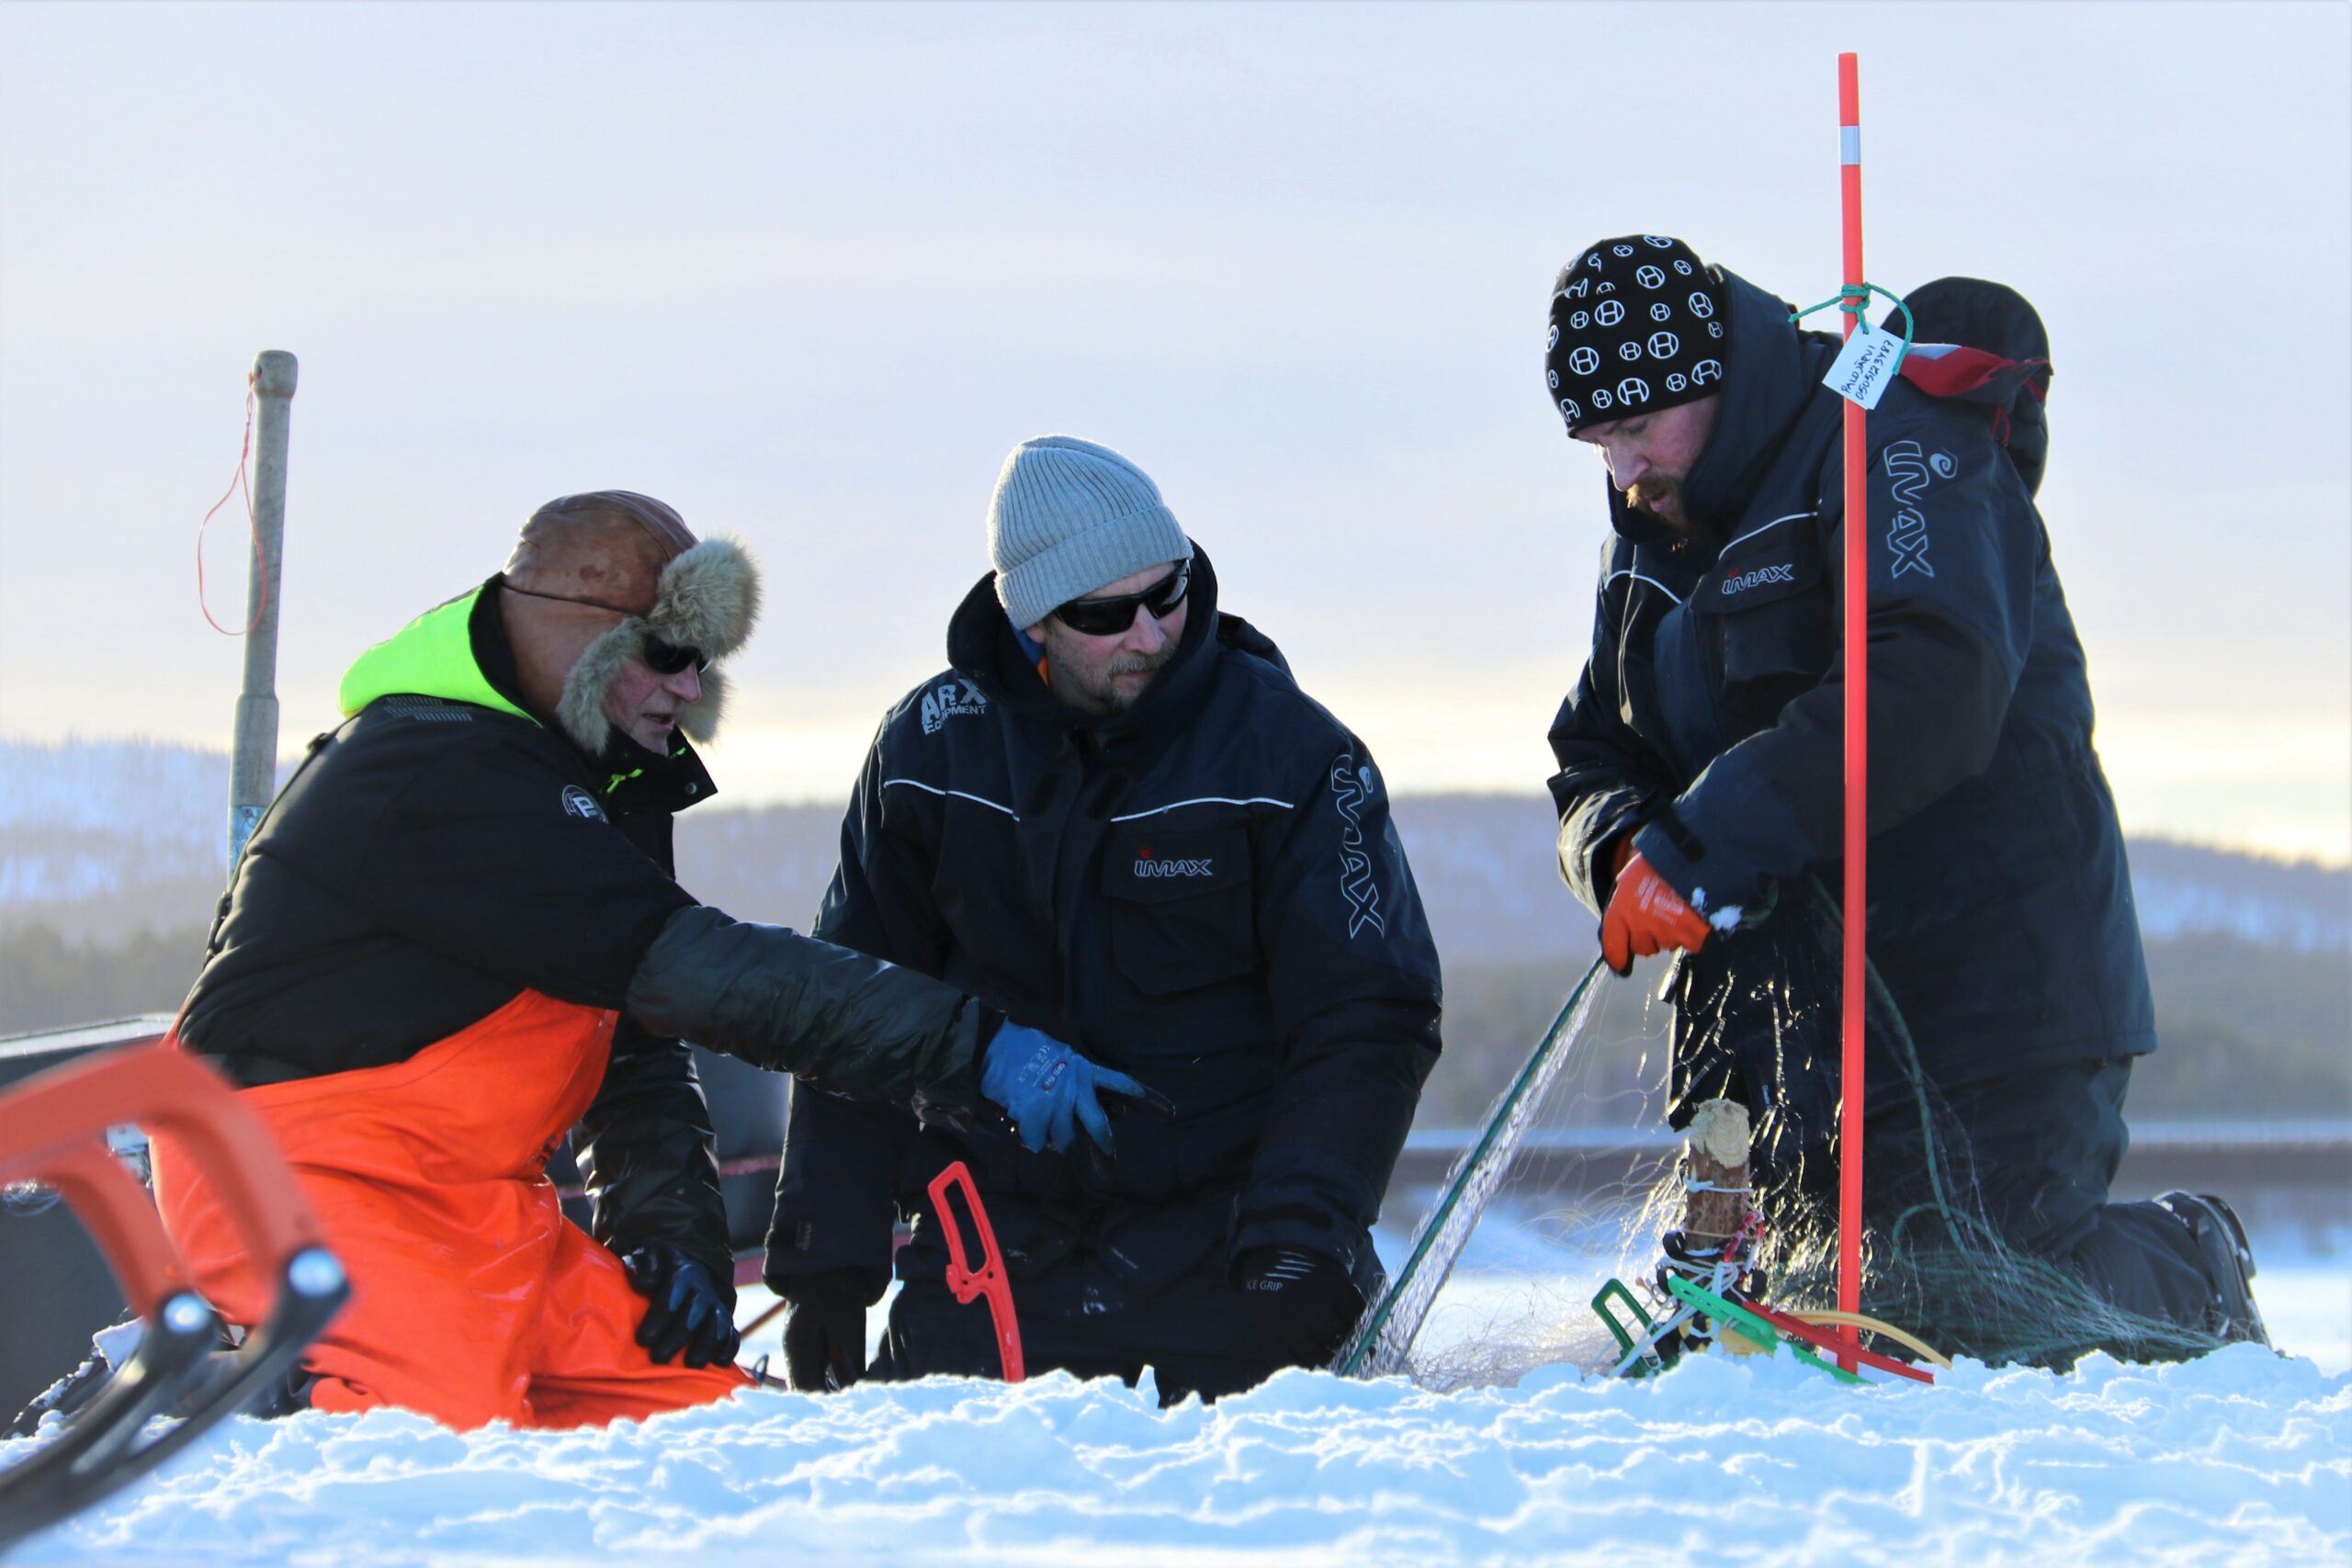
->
[1370, 882, 2233, 1390]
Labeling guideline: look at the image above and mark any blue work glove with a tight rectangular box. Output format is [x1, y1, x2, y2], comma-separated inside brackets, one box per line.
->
[621, 1244, 742, 1370]
[978, 1021, 1168, 1156]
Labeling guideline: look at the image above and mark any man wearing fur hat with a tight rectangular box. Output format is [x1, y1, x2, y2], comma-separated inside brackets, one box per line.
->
[159, 491, 1149, 1428]
[1541, 237, 2267, 1359]
[767, 438, 1444, 1403]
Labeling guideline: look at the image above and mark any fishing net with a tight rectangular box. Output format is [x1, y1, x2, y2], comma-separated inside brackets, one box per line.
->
[1378, 880, 2229, 1392]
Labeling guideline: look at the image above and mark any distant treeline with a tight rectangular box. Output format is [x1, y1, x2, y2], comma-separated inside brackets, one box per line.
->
[2, 923, 2342, 1124]
[0, 924, 205, 1039]
[1419, 935, 2352, 1127]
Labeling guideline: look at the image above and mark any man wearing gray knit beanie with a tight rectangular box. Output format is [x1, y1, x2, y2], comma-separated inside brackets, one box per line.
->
[768, 435, 1445, 1404]
[987, 434, 1197, 716]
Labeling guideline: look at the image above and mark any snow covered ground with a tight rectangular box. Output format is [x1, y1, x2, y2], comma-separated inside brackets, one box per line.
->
[12, 1227, 2346, 1565]
[13, 1341, 2345, 1565]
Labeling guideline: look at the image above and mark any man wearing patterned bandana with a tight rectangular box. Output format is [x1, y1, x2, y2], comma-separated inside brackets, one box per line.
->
[1541, 236, 2269, 1359]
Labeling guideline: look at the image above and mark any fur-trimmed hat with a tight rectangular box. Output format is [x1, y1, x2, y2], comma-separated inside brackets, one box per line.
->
[499, 491, 762, 754]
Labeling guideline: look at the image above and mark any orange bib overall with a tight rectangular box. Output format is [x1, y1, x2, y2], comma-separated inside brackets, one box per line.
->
[153, 989, 752, 1428]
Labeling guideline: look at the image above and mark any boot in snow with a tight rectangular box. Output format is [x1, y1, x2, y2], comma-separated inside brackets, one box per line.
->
[2156, 1190, 2270, 1348]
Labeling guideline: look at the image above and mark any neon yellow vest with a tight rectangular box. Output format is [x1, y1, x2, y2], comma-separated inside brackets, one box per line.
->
[336, 589, 537, 725]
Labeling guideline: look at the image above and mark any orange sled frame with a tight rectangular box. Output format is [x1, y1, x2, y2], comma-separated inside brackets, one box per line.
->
[0, 1043, 348, 1551]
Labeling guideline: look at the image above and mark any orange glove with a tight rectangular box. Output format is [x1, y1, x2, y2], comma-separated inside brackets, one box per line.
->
[1608, 833, 1637, 881]
[1600, 852, 1712, 976]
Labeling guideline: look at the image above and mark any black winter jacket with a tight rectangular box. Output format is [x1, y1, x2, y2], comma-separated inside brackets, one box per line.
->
[183, 581, 994, 1286]
[1546, 270, 2154, 1146]
[767, 549, 1443, 1307]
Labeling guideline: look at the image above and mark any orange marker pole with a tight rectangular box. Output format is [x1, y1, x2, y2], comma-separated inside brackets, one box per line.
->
[1836, 51, 1867, 1373]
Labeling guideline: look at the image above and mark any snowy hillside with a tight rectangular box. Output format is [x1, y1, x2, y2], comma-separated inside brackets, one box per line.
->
[2124, 838, 2352, 951]
[0, 741, 267, 942]
[0, 741, 232, 936]
[5, 740, 2346, 955]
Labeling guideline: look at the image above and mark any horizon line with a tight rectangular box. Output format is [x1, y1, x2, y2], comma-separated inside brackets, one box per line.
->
[6, 732, 2346, 874]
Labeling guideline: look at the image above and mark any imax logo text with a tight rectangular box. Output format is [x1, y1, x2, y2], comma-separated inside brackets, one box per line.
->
[1720, 563, 1797, 596]
[1135, 856, 1215, 878]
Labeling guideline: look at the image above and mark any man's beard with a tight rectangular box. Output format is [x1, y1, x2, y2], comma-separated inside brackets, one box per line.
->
[1085, 646, 1175, 714]
[1046, 634, 1179, 716]
[1625, 472, 1682, 519]
[1626, 473, 1712, 540]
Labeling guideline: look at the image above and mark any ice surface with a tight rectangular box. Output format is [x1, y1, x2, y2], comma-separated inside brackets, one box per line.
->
[8, 1345, 2345, 1566]
[11, 1227, 2347, 1566]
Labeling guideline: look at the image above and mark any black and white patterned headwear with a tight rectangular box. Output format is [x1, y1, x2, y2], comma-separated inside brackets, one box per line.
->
[1545, 234, 1727, 434]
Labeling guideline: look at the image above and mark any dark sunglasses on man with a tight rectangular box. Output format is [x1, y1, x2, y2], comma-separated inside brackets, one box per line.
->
[1050, 558, 1191, 637]
[641, 635, 712, 676]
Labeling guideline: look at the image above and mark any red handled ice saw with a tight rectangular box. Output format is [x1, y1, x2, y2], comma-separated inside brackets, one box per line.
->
[0, 1043, 348, 1551]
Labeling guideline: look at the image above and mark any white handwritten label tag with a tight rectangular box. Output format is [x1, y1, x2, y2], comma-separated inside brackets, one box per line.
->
[1822, 321, 1905, 410]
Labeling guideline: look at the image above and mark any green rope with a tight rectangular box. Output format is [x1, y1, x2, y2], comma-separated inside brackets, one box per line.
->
[1788, 281, 1917, 377]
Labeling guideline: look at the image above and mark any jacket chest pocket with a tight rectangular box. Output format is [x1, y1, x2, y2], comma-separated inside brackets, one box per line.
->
[1099, 827, 1255, 997]
[1695, 517, 1833, 731]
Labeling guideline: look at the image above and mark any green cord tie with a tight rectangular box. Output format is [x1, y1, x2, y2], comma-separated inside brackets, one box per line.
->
[1790, 281, 1917, 375]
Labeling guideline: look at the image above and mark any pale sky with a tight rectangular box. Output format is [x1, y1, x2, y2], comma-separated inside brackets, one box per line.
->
[3, 1, 2346, 862]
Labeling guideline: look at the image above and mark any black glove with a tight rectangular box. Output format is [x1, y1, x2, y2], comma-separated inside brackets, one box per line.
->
[779, 1269, 868, 1392]
[621, 1244, 742, 1370]
[1233, 1246, 1363, 1370]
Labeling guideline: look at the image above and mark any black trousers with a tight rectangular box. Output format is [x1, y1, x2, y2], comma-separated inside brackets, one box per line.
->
[1771, 1057, 2220, 1360]
[872, 1248, 1286, 1405]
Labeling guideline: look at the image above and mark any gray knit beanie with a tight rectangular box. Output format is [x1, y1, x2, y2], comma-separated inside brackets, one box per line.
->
[988, 435, 1194, 629]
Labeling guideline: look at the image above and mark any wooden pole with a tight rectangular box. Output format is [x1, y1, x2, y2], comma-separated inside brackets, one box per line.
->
[228, 351, 297, 875]
[1682, 1098, 1754, 1263]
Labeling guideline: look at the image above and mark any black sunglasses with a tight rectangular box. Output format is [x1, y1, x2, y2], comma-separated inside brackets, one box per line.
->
[1050, 559, 1191, 637]
[641, 635, 711, 676]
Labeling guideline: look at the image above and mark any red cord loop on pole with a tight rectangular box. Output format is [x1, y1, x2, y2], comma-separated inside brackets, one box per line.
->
[197, 374, 268, 637]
